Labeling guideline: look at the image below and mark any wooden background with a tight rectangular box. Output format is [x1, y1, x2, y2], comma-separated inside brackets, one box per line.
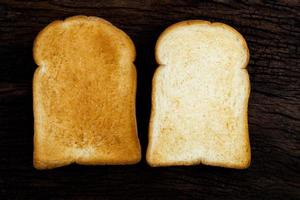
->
[0, 0, 299, 199]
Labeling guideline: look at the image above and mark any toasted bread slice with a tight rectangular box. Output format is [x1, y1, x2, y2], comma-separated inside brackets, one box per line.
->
[147, 20, 251, 168]
[33, 16, 141, 169]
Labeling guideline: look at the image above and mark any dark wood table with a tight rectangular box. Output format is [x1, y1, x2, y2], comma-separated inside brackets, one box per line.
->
[0, 0, 299, 199]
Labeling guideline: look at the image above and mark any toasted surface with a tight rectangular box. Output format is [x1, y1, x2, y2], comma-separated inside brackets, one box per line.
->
[147, 20, 251, 168]
[33, 16, 141, 169]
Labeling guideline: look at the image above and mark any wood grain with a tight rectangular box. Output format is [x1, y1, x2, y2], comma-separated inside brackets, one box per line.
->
[0, 0, 299, 199]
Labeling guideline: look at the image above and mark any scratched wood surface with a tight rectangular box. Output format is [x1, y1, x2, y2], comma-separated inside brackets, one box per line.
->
[0, 0, 299, 199]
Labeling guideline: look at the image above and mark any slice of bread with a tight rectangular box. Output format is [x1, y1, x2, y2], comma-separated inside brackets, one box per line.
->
[33, 16, 141, 169]
[147, 20, 251, 169]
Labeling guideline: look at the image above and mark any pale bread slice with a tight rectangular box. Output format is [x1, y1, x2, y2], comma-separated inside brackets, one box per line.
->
[147, 20, 251, 169]
[33, 16, 141, 169]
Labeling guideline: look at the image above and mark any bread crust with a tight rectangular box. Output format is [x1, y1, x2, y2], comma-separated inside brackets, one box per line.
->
[147, 20, 251, 169]
[33, 16, 141, 169]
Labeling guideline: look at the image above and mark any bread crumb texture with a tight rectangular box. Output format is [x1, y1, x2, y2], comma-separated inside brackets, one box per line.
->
[147, 21, 251, 169]
[33, 16, 141, 169]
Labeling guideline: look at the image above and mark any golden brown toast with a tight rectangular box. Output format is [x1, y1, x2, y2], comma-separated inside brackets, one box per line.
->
[33, 16, 141, 169]
[147, 20, 251, 169]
